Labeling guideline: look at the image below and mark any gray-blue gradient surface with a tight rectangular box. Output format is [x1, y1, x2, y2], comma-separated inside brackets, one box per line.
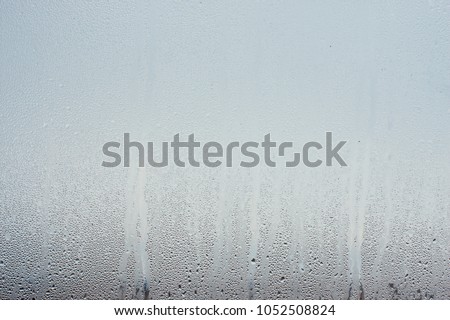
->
[0, 1, 449, 299]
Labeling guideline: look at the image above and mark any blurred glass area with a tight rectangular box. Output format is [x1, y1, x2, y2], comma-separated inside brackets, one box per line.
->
[0, 1, 449, 299]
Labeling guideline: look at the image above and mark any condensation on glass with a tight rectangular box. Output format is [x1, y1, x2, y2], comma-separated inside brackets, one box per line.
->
[0, 1, 449, 299]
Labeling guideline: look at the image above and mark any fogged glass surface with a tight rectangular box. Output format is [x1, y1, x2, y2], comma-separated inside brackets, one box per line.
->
[0, 1, 449, 299]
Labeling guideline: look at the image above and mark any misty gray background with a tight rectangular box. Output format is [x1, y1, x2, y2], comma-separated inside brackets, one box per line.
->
[0, 1, 449, 299]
